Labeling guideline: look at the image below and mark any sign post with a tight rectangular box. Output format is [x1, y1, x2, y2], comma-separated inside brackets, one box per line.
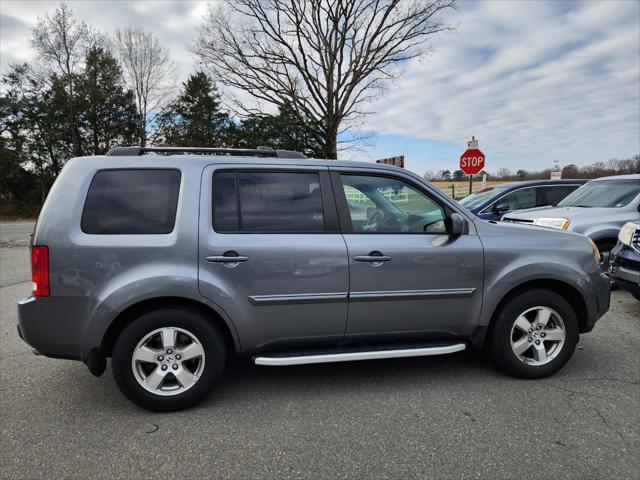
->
[460, 137, 485, 196]
[376, 155, 404, 168]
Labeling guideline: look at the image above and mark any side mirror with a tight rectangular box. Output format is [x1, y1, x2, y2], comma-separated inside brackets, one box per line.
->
[493, 203, 510, 213]
[450, 213, 465, 235]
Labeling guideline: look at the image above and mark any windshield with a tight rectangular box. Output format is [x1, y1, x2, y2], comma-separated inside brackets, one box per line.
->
[459, 185, 512, 209]
[557, 179, 640, 208]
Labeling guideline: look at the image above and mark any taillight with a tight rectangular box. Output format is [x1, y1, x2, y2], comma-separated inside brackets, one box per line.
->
[32, 245, 50, 297]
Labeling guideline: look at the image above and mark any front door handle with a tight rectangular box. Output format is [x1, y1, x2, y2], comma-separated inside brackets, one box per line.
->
[354, 255, 392, 262]
[354, 251, 392, 266]
[206, 251, 249, 264]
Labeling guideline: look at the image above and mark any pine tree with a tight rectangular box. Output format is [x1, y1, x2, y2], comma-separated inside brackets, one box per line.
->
[76, 47, 138, 154]
[234, 104, 325, 158]
[155, 72, 230, 147]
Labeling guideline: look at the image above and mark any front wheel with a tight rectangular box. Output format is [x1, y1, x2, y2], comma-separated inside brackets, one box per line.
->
[489, 289, 579, 378]
[112, 307, 226, 411]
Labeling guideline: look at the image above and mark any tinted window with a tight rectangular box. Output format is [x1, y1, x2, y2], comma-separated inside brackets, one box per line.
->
[541, 185, 579, 206]
[497, 187, 536, 211]
[213, 173, 239, 231]
[341, 175, 447, 233]
[82, 169, 180, 234]
[213, 171, 325, 232]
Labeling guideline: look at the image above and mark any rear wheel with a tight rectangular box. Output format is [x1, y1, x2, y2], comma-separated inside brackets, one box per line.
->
[112, 307, 226, 411]
[489, 289, 578, 378]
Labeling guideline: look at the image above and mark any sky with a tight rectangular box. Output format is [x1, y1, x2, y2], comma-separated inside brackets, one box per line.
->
[1, 0, 639, 176]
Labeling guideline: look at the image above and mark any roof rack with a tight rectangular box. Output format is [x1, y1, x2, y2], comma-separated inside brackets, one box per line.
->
[105, 146, 307, 159]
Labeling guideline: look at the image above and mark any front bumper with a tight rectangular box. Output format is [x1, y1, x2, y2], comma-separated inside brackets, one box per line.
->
[580, 269, 611, 332]
[610, 244, 640, 300]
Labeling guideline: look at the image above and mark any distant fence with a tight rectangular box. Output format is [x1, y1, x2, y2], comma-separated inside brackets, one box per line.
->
[431, 181, 508, 200]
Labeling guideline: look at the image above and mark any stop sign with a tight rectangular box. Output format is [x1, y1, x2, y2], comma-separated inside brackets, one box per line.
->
[460, 148, 485, 175]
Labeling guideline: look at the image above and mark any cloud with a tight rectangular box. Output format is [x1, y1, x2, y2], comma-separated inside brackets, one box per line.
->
[0, 0, 204, 80]
[1, 0, 638, 173]
[356, 0, 640, 172]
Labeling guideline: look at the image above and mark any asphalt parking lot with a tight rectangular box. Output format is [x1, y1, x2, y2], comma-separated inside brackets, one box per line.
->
[1, 230, 638, 479]
[0, 222, 34, 248]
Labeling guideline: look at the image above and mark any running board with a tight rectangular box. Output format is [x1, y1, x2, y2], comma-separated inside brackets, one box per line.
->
[254, 343, 466, 366]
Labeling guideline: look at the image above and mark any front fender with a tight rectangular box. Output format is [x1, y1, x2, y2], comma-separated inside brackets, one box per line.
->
[479, 257, 594, 328]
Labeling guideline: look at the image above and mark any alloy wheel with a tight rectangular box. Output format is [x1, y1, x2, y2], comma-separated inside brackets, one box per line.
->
[509, 306, 566, 366]
[131, 327, 206, 396]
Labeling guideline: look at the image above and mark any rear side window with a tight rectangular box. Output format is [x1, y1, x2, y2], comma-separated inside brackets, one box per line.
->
[82, 169, 181, 234]
[213, 171, 325, 232]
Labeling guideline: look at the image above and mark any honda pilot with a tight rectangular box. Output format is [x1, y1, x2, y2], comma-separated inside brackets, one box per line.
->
[17, 146, 611, 411]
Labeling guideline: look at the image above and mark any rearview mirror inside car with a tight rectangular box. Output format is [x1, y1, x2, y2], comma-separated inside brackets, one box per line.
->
[450, 213, 465, 235]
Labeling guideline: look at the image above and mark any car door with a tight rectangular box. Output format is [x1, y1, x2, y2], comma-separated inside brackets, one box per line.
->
[331, 169, 484, 340]
[198, 164, 349, 352]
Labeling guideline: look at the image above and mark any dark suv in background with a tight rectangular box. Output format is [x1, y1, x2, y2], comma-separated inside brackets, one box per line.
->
[610, 222, 640, 300]
[459, 179, 586, 221]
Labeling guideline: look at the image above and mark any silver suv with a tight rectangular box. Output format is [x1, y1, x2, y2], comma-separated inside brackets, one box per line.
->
[502, 174, 640, 265]
[17, 146, 611, 411]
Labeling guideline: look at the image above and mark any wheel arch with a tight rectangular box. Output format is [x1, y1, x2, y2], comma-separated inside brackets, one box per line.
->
[581, 226, 620, 248]
[474, 279, 589, 349]
[593, 236, 618, 250]
[101, 296, 240, 360]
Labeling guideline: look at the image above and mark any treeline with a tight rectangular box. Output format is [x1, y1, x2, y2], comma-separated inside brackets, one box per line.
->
[425, 156, 639, 182]
[0, 4, 323, 216]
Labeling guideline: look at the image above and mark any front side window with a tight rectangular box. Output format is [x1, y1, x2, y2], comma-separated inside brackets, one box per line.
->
[213, 171, 325, 232]
[496, 187, 536, 211]
[82, 169, 181, 234]
[341, 174, 447, 233]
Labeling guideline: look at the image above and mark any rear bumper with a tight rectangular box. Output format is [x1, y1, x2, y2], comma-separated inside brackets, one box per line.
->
[17, 295, 92, 362]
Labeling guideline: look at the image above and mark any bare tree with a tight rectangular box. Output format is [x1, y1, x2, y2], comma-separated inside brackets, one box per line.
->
[496, 168, 511, 179]
[31, 2, 93, 156]
[116, 28, 175, 146]
[561, 163, 579, 178]
[192, 0, 455, 158]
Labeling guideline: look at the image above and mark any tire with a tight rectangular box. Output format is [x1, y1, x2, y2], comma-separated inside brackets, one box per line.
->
[489, 289, 578, 379]
[112, 307, 226, 411]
